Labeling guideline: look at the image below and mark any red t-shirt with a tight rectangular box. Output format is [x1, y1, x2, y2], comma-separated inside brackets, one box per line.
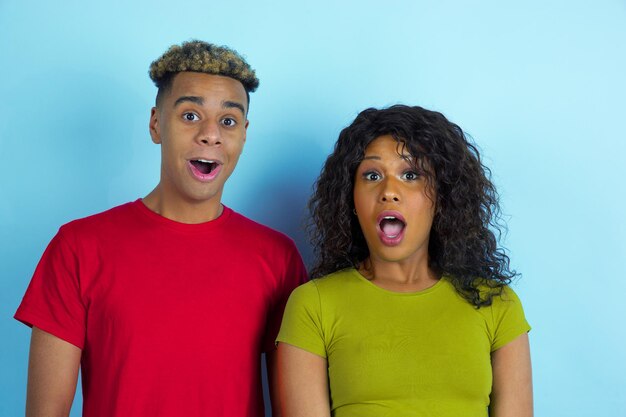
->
[15, 200, 307, 417]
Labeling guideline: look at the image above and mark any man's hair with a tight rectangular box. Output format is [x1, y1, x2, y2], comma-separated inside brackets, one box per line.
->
[149, 40, 259, 107]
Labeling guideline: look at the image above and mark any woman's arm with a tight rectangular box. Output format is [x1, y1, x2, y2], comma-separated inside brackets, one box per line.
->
[266, 349, 282, 417]
[489, 332, 533, 417]
[276, 342, 331, 417]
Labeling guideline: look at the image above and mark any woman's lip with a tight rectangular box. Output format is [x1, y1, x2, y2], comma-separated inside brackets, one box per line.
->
[376, 210, 406, 246]
[188, 161, 222, 182]
[376, 210, 406, 224]
[376, 226, 405, 246]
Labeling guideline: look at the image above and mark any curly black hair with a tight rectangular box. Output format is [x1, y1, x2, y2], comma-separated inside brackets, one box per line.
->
[309, 105, 517, 307]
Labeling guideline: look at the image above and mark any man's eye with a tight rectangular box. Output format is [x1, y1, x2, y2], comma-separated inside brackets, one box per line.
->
[402, 171, 420, 181]
[221, 118, 237, 127]
[183, 112, 199, 121]
[364, 172, 381, 181]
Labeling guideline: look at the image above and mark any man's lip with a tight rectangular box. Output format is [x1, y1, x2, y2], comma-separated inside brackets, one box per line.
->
[187, 159, 223, 182]
[188, 157, 223, 165]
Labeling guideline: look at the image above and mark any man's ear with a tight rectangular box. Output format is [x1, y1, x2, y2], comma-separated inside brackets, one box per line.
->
[149, 107, 161, 144]
[243, 119, 249, 143]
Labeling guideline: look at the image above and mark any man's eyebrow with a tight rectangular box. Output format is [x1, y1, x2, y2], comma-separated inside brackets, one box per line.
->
[172, 97, 246, 115]
[223, 100, 246, 115]
[174, 96, 204, 107]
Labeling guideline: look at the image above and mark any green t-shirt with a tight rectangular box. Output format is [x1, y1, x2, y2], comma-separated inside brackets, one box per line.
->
[277, 268, 530, 417]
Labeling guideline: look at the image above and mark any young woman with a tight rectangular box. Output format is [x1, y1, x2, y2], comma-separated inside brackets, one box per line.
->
[276, 105, 532, 417]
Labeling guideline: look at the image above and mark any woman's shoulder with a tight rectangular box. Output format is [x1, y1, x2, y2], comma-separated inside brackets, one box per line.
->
[474, 280, 524, 308]
[309, 267, 360, 290]
[472, 279, 529, 318]
[287, 268, 360, 304]
[282, 269, 359, 326]
[443, 276, 527, 317]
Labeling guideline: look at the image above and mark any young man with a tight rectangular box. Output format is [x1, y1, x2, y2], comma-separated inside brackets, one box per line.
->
[15, 40, 307, 417]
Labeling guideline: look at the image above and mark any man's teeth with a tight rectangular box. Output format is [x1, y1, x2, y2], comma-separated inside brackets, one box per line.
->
[196, 159, 215, 164]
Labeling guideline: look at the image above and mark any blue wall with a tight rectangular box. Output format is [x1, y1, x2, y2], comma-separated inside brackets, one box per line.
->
[1, 1, 625, 415]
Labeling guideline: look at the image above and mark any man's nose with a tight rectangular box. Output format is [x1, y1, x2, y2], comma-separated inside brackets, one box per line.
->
[198, 120, 221, 146]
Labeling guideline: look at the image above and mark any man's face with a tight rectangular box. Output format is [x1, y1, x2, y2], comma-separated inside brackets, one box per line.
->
[149, 72, 249, 207]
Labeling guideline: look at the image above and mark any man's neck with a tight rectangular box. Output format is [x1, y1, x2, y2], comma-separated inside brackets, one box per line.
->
[142, 187, 224, 224]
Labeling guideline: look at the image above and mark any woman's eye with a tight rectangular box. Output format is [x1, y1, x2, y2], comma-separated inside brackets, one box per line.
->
[364, 172, 381, 181]
[221, 118, 237, 127]
[402, 171, 419, 181]
[183, 112, 199, 121]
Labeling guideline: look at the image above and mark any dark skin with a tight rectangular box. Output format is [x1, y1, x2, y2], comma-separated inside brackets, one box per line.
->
[23, 72, 287, 417]
[143, 72, 249, 224]
[277, 136, 532, 417]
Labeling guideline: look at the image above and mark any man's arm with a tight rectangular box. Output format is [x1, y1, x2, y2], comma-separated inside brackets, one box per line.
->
[276, 342, 330, 417]
[489, 332, 533, 417]
[26, 327, 81, 417]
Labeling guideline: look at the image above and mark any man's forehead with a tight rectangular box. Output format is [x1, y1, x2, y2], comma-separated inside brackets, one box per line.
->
[168, 73, 247, 108]
[172, 95, 246, 115]
[171, 72, 246, 93]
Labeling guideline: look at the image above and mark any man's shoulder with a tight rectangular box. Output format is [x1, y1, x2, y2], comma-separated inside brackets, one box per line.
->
[228, 209, 295, 247]
[59, 200, 139, 237]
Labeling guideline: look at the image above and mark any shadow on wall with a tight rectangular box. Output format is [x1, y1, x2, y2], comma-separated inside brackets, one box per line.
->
[232, 132, 330, 270]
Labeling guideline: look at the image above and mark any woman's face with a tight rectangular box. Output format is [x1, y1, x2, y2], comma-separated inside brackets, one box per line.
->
[353, 135, 436, 266]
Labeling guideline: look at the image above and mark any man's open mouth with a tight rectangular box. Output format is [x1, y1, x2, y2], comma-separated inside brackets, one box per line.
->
[190, 159, 219, 175]
[379, 216, 406, 239]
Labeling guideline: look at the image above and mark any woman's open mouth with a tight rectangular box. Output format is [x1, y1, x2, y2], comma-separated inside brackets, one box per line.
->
[377, 211, 406, 245]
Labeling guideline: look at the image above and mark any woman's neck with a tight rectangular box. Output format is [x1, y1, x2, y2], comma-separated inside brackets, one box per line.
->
[358, 256, 440, 293]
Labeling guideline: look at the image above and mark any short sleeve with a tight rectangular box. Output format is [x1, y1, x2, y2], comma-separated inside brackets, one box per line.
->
[14, 228, 86, 349]
[262, 243, 308, 352]
[276, 281, 327, 358]
[490, 286, 531, 351]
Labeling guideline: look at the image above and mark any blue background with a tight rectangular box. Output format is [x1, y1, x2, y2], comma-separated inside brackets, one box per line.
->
[1, 1, 625, 416]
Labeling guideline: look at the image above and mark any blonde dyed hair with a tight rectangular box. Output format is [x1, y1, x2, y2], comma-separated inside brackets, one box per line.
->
[149, 40, 259, 104]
